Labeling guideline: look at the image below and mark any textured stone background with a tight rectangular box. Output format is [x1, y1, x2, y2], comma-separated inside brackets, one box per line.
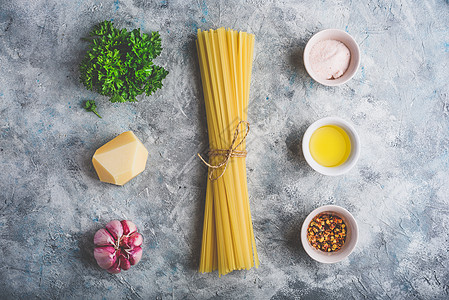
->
[1, 0, 448, 299]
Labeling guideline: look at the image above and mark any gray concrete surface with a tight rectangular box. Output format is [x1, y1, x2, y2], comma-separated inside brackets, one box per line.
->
[1, 0, 449, 299]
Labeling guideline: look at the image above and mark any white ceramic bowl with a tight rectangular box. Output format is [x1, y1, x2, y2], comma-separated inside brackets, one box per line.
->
[302, 117, 360, 176]
[301, 205, 358, 263]
[303, 29, 360, 86]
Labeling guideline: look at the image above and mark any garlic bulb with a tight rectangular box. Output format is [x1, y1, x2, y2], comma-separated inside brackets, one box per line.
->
[93, 220, 143, 273]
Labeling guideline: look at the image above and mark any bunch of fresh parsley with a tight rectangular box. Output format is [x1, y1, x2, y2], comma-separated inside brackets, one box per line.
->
[79, 21, 168, 104]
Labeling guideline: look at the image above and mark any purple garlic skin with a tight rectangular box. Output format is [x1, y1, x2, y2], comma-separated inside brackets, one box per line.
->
[94, 246, 117, 269]
[93, 220, 143, 274]
[128, 246, 143, 265]
[93, 229, 115, 246]
[105, 220, 123, 240]
[121, 220, 137, 236]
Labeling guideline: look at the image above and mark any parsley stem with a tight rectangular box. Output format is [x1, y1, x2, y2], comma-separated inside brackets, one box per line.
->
[93, 110, 102, 118]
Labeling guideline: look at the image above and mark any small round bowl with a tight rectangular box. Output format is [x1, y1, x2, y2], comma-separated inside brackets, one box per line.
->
[301, 205, 358, 263]
[302, 117, 360, 176]
[303, 29, 360, 86]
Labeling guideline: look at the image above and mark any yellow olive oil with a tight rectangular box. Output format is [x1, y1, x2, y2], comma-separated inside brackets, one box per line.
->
[309, 125, 351, 167]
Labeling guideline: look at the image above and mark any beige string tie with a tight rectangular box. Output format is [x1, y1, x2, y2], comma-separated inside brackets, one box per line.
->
[198, 120, 250, 181]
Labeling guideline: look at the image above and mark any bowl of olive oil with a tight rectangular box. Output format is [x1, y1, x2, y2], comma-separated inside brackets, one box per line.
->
[302, 117, 360, 176]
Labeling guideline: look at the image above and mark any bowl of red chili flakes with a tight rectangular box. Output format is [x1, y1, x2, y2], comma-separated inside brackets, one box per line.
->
[301, 205, 358, 263]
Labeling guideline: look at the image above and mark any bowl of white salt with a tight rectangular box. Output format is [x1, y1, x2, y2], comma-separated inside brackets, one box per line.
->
[303, 29, 360, 86]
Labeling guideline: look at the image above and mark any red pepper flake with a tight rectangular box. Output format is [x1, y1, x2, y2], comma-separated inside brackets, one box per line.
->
[307, 213, 347, 252]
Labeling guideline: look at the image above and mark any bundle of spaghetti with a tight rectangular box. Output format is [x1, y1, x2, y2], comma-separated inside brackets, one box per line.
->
[196, 28, 259, 276]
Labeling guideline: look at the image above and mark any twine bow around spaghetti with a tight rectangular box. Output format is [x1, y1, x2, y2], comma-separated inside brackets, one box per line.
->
[198, 120, 250, 181]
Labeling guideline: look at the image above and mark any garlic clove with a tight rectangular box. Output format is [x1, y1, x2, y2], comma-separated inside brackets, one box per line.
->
[128, 246, 143, 265]
[94, 246, 117, 269]
[121, 220, 137, 236]
[128, 232, 143, 248]
[107, 256, 122, 274]
[119, 253, 131, 271]
[93, 228, 115, 246]
[105, 220, 123, 241]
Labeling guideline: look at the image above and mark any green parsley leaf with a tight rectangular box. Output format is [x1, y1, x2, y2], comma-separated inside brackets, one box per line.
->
[79, 21, 168, 104]
[84, 100, 102, 118]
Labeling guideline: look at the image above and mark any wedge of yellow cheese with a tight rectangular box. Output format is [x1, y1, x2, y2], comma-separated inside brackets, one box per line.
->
[92, 131, 148, 186]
